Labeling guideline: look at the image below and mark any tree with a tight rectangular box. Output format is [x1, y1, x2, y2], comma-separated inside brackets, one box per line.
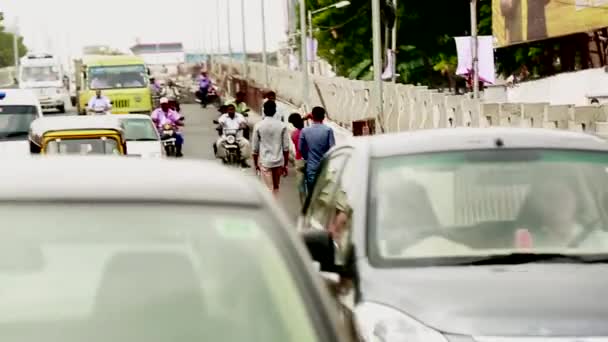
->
[0, 23, 27, 67]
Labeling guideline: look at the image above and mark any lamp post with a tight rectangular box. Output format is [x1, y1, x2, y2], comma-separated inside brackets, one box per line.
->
[240, 0, 248, 78]
[470, 0, 479, 99]
[227, 0, 233, 60]
[391, 0, 398, 83]
[371, 0, 383, 126]
[299, 0, 309, 110]
[307, 1, 351, 74]
[261, 0, 269, 87]
[11, 18, 20, 68]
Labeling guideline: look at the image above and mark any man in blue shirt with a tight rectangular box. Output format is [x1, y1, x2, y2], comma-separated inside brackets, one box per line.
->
[299, 106, 336, 192]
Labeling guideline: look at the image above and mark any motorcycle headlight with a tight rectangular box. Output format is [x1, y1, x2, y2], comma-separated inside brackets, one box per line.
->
[355, 302, 448, 342]
[226, 135, 236, 144]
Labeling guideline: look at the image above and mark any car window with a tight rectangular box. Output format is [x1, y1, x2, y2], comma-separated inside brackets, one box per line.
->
[122, 119, 159, 141]
[304, 152, 349, 230]
[0, 204, 320, 342]
[369, 149, 608, 265]
[0, 105, 38, 140]
[46, 138, 119, 155]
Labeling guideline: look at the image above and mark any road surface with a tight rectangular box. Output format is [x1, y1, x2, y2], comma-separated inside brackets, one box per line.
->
[60, 103, 302, 222]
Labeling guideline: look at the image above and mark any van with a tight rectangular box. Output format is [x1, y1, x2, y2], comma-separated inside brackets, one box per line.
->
[0, 89, 44, 156]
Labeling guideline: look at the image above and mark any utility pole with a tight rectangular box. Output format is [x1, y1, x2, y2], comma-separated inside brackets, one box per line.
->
[240, 0, 248, 77]
[227, 0, 233, 60]
[470, 0, 479, 99]
[391, 0, 398, 83]
[299, 0, 309, 110]
[371, 0, 384, 124]
[261, 0, 269, 87]
[307, 11, 314, 74]
[12, 17, 20, 68]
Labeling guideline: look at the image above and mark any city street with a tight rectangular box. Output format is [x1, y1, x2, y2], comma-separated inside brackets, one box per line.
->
[61, 103, 302, 221]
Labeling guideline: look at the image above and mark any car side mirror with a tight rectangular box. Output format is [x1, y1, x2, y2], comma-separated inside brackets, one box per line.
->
[302, 230, 336, 273]
[213, 120, 219, 124]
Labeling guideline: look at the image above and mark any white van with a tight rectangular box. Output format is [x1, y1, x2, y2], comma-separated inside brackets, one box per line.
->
[18, 53, 70, 113]
[0, 89, 44, 155]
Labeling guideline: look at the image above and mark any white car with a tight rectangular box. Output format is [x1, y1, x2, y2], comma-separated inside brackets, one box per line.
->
[0, 89, 44, 156]
[119, 114, 163, 158]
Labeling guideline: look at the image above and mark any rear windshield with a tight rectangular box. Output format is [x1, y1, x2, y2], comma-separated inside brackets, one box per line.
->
[0, 105, 38, 140]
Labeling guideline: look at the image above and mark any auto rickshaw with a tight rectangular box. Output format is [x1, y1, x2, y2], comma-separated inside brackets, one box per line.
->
[29, 116, 128, 155]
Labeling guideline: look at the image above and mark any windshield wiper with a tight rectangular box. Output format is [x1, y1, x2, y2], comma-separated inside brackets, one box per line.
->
[463, 253, 608, 266]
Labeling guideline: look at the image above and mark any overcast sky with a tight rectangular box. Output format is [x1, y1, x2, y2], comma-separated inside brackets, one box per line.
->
[2, 0, 289, 58]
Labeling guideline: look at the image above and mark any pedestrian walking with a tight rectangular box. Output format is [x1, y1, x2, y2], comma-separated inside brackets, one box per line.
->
[261, 91, 285, 122]
[252, 101, 290, 198]
[288, 113, 306, 203]
[299, 106, 335, 193]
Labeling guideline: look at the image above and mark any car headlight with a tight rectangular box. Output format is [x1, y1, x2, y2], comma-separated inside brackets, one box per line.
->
[226, 135, 236, 144]
[355, 302, 448, 342]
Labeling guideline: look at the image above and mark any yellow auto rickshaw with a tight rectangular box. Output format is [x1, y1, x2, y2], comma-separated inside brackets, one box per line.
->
[29, 116, 127, 155]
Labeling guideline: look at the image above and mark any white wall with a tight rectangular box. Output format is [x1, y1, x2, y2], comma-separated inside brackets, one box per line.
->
[484, 67, 608, 106]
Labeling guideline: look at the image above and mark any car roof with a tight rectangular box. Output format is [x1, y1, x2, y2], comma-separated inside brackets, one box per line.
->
[30, 115, 124, 133]
[361, 127, 608, 157]
[0, 156, 264, 206]
[0, 89, 40, 106]
[118, 114, 153, 120]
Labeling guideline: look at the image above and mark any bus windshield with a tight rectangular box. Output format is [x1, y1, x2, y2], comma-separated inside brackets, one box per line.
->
[21, 66, 61, 83]
[88, 65, 147, 90]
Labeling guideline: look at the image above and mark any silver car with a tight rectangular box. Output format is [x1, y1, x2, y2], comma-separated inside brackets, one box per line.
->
[0, 156, 347, 342]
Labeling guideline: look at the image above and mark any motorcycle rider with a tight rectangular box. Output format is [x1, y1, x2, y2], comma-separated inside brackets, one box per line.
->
[197, 71, 212, 108]
[215, 103, 251, 168]
[228, 91, 250, 139]
[151, 97, 184, 157]
[87, 90, 112, 114]
[160, 79, 181, 112]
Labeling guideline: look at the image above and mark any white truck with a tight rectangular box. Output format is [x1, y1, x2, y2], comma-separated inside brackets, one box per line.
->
[18, 53, 70, 113]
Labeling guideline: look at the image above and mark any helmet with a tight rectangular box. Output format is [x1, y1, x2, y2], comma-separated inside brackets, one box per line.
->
[160, 97, 169, 104]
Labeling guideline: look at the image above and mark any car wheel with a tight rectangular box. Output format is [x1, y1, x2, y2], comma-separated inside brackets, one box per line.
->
[57, 105, 66, 114]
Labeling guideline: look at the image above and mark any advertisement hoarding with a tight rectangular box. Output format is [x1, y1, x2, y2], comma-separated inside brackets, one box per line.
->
[493, 0, 608, 47]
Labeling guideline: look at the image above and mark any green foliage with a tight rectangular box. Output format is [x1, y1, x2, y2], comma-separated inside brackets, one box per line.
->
[0, 24, 27, 68]
[306, 0, 571, 87]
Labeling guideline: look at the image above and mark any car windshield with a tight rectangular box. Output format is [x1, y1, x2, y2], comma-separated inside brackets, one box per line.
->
[122, 119, 159, 141]
[0, 204, 319, 342]
[0, 105, 38, 140]
[45, 138, 120, 155]
[369, 149, 608, 266]
[21, 66, 61, 83]
[89, 65, 147, 90]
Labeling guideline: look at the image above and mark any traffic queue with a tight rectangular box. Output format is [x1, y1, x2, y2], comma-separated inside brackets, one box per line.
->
[4, 72, 608, 342]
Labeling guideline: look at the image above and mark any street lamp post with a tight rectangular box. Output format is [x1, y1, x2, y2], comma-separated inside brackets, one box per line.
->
[261, 0, 269, 87]
[240, 0, 248, 78]
[391, 0, 398, 83]
[308, 1, 351, 75]
[470, 0, 479, 99]
[299, 0, 309, 110]
[371, 0, 384, 127]
[227, 0, 233, 60]
[12, 18, 20, 68]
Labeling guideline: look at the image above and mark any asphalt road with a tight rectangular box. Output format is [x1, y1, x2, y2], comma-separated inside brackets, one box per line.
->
[62, 103, 302, 222]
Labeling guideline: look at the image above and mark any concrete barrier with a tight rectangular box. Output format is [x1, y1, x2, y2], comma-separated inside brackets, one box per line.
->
[210, 58, 608, 137]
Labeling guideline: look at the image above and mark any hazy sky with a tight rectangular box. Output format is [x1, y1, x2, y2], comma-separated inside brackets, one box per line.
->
[2, 0, 288, 57]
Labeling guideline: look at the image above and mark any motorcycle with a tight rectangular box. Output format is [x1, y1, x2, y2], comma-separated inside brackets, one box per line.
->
[220, 128, 241, 166]
[160, 123, 178, 157]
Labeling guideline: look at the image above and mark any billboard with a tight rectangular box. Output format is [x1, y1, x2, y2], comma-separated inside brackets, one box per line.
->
[493, 0, 608, 47]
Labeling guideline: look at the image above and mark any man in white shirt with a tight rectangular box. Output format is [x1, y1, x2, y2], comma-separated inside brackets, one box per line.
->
[260, 91, 284, 122]
[87, 90, 112, 114]
[215, 104, 251, 168]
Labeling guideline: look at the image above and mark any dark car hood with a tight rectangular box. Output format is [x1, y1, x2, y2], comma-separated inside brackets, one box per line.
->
[359, 262, 608, 336]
